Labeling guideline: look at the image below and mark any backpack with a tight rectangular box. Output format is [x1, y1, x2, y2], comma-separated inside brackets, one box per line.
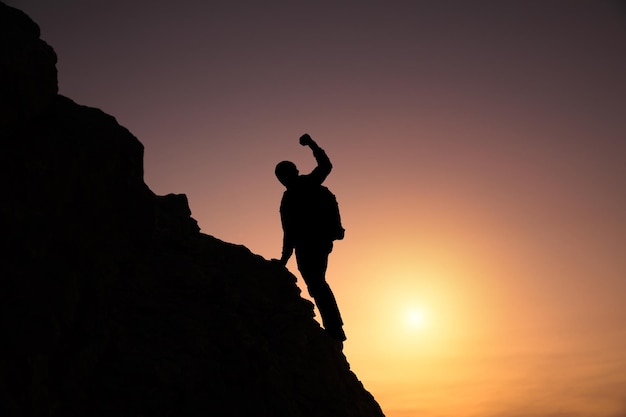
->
[316, 185, 345, 241]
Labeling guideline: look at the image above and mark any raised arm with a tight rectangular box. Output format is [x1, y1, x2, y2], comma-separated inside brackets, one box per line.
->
[300, 134, 332, 184]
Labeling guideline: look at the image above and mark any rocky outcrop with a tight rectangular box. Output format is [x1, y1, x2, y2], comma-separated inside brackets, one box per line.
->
[0, 2, 58, 131]
[0, 3, 385, 416]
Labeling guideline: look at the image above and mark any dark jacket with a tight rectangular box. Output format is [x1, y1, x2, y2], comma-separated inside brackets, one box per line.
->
[280, 145, 332, 257]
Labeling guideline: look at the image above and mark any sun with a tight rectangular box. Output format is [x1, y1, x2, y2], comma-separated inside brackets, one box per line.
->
[405, 307, 427, 330]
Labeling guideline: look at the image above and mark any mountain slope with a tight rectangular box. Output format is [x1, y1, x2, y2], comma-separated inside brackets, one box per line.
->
[0, 3, 385, 416]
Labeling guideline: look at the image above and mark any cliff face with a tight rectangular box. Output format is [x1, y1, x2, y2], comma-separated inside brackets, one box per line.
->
[0, 3, 385, 416]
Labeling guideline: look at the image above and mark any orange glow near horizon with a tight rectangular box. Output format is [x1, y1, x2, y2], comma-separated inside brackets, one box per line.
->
[317, 186, 626, 416]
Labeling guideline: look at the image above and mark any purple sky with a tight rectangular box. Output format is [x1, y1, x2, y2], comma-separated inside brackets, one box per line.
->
[13, 1, 626, 416]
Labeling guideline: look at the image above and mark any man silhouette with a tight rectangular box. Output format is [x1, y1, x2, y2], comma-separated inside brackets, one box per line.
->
[274, 134, 346, 342]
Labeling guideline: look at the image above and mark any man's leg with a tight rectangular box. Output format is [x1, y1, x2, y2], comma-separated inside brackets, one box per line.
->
[295, 242, 346, 341]
[310, 282, 344, 340]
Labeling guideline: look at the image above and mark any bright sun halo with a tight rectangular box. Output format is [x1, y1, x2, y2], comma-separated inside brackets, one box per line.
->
[405, 307, 427, 329]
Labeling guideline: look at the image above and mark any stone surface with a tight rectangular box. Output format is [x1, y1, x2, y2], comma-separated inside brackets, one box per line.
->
[0, 2, 58, 132]
[0, 3, 385, 416]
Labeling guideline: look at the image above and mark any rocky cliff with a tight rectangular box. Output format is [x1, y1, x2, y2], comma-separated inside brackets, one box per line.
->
[0, 3, 385, 416]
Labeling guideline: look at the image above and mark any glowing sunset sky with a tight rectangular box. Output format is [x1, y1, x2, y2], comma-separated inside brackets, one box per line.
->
[16, 1, 626, 416]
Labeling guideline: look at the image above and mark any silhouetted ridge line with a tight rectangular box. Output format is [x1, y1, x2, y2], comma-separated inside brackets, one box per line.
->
[0, 2, 385, 416]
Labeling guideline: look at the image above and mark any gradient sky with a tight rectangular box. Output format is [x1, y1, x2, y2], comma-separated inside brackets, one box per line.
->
[13, 1, 626, 416]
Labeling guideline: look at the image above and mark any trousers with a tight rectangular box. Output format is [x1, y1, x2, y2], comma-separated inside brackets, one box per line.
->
[295, 241, 343, 333]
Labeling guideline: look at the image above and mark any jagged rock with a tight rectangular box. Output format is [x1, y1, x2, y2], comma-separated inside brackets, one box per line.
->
[0, 3, 385, 417]
[0, 1, 58, 132]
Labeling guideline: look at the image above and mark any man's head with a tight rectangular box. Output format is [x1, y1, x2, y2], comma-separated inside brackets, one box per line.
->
[275, 160, 299, 187]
